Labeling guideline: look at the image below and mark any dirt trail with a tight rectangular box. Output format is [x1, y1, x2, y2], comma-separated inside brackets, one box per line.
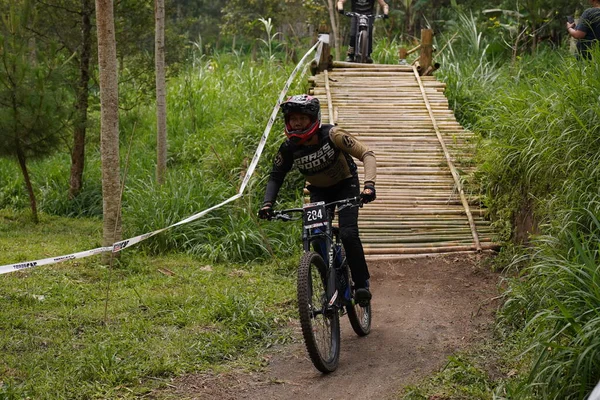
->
[158, 253, 500, 400]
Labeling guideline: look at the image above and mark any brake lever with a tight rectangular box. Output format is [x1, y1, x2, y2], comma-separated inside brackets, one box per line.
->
[275, 213, 292, 221]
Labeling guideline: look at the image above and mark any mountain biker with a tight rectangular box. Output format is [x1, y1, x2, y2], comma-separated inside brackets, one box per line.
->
[566, 0, 600, 60]
[337, 0, 389, 63]
[258, 94, 377, 305]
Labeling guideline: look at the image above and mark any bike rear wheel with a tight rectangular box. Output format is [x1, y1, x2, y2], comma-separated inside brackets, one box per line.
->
[357, 30, 369, 63]
[297, 251, 340, 373]
[345, 256, 372, 336]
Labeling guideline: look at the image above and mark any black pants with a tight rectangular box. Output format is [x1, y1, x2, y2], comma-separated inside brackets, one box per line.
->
[308, 176, 370, 288]
[348, 16, 374, 56]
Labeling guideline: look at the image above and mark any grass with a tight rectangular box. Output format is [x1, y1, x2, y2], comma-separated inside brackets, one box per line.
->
[0, 210, 297, 399]
[398, 330, 534, 400]
[397, 9, 600, 400]
[0, 34, 324, 399]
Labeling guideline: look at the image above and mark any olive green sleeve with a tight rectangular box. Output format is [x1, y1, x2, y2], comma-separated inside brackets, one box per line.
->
[330, 127, 377, 185]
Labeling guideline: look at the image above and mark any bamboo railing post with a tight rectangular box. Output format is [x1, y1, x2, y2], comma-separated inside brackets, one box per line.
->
[317, 25, 331, 73]
[324, 69, 335, 125]
[418, 29, 433, 76]
[411, 65, 482, 251]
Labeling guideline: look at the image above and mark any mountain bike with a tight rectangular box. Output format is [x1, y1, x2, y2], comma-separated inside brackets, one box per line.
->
[341, 11, 385, 63]
[270, 196, 372, 373]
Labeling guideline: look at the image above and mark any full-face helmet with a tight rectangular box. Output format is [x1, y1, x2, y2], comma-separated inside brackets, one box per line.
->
[280, 94, 321, 144]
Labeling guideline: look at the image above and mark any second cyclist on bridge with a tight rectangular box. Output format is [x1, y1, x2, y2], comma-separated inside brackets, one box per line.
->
[337, 0, 390, 63]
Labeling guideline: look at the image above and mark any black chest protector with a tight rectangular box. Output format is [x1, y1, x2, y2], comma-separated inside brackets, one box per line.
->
[351, 0, 376, 14]
[263, 124, 370, 203]
[287, 125, 357, 178]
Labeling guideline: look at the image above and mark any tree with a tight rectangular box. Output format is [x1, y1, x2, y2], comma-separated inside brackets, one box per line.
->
[28, 0, 97, 200]
[95, 0, 122, 250]
[155, 0, 167, 184]
[0, 0, 70, 223]
[168, 0, 223, 51]
[325, 0, 341, 60]
[70, 0, 95, 198]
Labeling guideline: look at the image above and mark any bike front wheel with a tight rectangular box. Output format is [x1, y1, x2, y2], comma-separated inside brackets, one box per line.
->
[297, 251, 340, 373]
[357, 29, 369, 63]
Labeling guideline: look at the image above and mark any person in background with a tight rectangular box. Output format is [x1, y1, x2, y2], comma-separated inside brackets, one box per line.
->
[567, 0, 600, 59]
[258, 94, 377, 305]
[337, 0, 389, 63]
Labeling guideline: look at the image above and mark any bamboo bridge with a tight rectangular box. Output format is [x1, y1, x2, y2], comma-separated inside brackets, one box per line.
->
[307, 58, 498, 259]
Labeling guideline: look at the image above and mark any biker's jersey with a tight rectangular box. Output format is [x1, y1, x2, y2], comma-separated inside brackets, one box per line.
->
[263, 124, 376, 204]
[351, 0, 376, 14]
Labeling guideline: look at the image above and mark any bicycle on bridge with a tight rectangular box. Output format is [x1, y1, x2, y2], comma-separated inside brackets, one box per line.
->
[340, 11, 386, 63]
[268, 196, 372, 373]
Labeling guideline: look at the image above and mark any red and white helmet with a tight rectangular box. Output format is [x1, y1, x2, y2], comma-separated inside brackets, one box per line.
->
[280, 94, 321, 144]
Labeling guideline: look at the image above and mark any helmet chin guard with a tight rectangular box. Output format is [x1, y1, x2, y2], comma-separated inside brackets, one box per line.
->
[285, 119, 320, 144]
[281, 94, 321, 144]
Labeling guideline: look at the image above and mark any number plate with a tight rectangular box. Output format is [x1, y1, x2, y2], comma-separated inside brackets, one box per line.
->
[303, 201, 327, 229]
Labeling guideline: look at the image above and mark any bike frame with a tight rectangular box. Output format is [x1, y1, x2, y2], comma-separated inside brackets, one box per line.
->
[342, 11, 384, 63]
[270, 196, 371, 372]
[274, 196, 361, 307]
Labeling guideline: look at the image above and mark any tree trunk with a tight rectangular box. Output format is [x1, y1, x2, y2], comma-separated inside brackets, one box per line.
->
[155, 0, 167, 185]
[531, 22, 537, 53]
[405, 5, 412, 37]
[16, 146, 38, 224]
[69, 0, 93, 199]
[326, 0, 340, 61]
[95, 0, 122, 254]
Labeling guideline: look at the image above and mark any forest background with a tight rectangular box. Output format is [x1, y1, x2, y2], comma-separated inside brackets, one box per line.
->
[0, 0, 599, 399]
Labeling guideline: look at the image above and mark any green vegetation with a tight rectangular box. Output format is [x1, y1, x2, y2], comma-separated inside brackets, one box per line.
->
[402, 10, 600, 400]
[0, 210, 297, 399]
[0, 0, 72, 223]
[0, 30, 309, 399]
[2, 2, 600, 399]
[0, 48, 307, 261]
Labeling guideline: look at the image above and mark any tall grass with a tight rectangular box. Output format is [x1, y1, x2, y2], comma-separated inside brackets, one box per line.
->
[499, 214, 600, 399]
[435, 9, 600, 399]
[119, 49, 309, 261]
[372, 36, 403, 64]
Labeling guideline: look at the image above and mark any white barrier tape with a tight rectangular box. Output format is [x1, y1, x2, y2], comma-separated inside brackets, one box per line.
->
[0, 246, 112, 275]
[0, 38, 325, 276]
[110, 194, 244, 254]
[238, 39, 323, 194]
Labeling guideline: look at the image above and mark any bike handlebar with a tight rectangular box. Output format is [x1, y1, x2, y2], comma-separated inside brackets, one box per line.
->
[341, 11, 386, 19]
[270, 196, 363, 222]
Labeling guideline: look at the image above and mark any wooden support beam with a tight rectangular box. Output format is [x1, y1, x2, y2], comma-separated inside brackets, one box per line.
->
[411, 65, 482, 252]
[418, 29, 434, 76]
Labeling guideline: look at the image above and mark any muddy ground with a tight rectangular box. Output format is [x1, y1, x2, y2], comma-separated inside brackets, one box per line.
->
[156, 253, 501, 400]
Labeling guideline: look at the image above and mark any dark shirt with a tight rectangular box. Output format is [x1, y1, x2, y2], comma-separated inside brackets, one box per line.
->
[351, 0, 376, 14]
[576, 7, 600, 56]
[263, 124, 376, 204]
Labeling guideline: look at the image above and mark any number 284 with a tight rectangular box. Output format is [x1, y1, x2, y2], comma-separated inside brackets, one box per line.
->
[306, 209, 323, 222]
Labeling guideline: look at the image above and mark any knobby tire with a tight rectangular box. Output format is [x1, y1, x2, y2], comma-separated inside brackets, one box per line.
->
[297, 251, 340, 373]
[358, 30, 369, 64]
